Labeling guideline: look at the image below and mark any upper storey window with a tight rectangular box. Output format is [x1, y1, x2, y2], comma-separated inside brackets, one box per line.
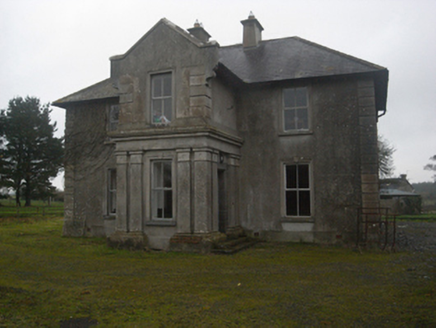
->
[108, 104, 119, 131]
[283, 87, 308, 131]
[151, 73, 172, 125]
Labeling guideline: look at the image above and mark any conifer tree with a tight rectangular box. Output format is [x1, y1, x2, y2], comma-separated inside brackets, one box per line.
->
[0, 96, 63, 206]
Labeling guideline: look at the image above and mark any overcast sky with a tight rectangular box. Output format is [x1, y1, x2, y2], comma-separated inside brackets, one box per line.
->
[1, 0, 435, 188]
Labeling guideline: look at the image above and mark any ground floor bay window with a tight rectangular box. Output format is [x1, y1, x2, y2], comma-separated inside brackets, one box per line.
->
[285, 163, 311, 217]
[151, 160, 173, 219]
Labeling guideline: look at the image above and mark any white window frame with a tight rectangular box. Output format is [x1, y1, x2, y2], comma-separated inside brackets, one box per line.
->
[151, 160, 173, 220]
[151, 72, 172, 125]
[283, 87, 309, 132]
[284, 163, 312, 217]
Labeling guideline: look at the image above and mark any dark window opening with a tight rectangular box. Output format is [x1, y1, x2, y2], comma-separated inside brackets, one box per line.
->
[108, 169, 116, 214]
[285, 164, 311, 216]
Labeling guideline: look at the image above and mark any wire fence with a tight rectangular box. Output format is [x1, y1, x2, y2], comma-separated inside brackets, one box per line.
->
[0, 201, 64, 218]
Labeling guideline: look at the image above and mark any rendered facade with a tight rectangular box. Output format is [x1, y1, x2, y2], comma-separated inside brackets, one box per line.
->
[54, 14, 389, 251]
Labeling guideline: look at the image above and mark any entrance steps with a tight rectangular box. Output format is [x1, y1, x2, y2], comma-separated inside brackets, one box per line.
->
[211, 236, 260, 254]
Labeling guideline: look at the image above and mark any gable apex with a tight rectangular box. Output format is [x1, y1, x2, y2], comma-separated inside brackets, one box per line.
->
[110, 18, 217, 62]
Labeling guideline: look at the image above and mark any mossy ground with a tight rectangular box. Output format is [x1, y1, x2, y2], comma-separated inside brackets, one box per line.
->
[0, 217, 435, 327]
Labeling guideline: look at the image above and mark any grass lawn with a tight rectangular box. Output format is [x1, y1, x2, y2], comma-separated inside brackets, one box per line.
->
[0, 217, 435, 327]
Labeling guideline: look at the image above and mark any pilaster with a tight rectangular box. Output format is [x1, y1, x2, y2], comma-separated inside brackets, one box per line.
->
[193, 149, 214, 232]
[176, 149, 192, 233]
[116, 152, 129, 232]
[129, 151, 143, 231]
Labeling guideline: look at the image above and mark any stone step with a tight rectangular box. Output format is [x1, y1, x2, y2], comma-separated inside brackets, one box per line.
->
[211, 237, 260, 255]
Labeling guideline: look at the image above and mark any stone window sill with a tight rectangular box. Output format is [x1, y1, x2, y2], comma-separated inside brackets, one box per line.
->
[103, 215, 116, 221]
[281, 217, 314, 223]
[278, 130, 313, 137]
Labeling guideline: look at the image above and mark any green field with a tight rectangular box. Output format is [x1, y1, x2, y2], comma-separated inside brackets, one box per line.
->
[0, 217, 435, 327]
[396, 213, 436, 221]
[0, 200, 63, 218]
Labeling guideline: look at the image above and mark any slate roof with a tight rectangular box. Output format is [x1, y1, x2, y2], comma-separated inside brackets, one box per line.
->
[53, 78, 118, 107]
[53, 19, 388, 110]
[380, 189, 420, 198]
[218, 37, 386, 83]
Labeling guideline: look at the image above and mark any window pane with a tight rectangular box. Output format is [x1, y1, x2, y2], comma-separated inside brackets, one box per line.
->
[298, 165, 309, 188]
[108, 169, 116, 214]
[283, 88, 295, 108]
[153, 190, 164, 218]
[286, 191, 297, 216]
[284, 109, 295, 131]
[163, 74, 172, 96]
[163, 99, 172, 122]
[163, 162, 172, 188]
[164, 190, 173, 218]
[109, 191, 116, 214]
[286, 165, 297, 189]
[299, 191, 311, 216]
[110, 105, 119, 121]
[295, 88, 307, 107]
[109, 169, 116, 189]
[152, 76, 162, 97]
[297, 108, 308, 129]
[153, 163, 163, 188]
[152, 100, 162, 122]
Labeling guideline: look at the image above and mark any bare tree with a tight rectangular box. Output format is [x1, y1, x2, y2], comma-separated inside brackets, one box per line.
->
[424, 155, 436, 182]
[378, 135, 395, 178]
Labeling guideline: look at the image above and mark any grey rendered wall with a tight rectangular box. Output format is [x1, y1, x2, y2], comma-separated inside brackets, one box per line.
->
[63, 103, 116, 237]
[237, 78, 363, 243]
[110, 23, 220, 132]
[106, 23, 241, 249]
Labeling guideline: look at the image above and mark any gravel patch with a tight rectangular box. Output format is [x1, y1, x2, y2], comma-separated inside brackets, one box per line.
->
[396, 221, 436, 253]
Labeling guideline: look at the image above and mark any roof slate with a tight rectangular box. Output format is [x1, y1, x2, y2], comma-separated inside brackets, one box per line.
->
[53, 78, 118, 107]
[218, 37, 386, 83]
[53, 19, 388, 107]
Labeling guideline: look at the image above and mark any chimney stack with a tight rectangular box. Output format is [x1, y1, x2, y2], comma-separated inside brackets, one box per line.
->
[241, 12, 264, 48]
[188, 20, 211, 43]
